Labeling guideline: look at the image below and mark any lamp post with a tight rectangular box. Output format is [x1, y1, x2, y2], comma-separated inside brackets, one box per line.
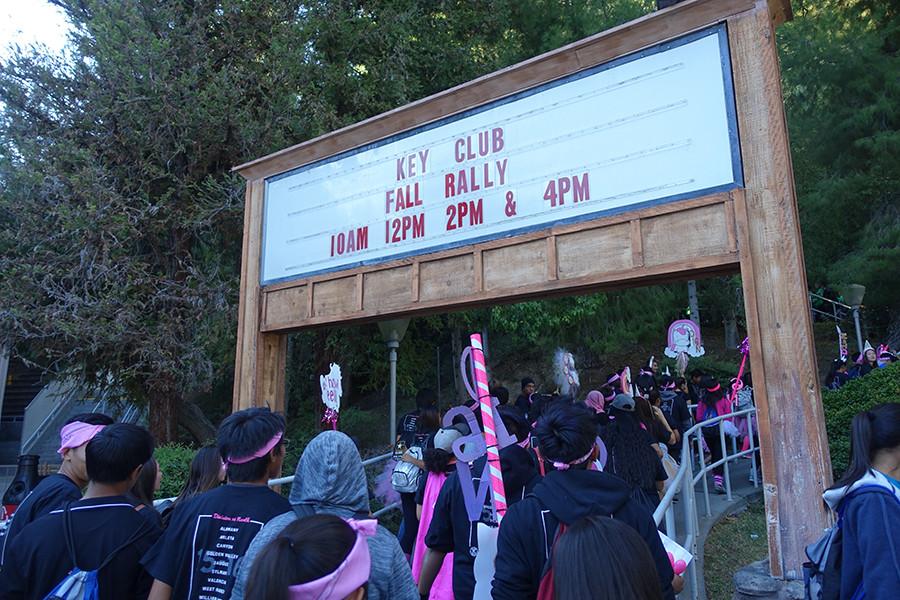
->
[378, 318, 410, 448]
[844, 284, 866, 355]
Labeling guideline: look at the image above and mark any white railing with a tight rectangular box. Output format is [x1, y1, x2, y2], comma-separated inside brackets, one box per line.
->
[653, 406, 759, 600]
[269, 451, 400, 517]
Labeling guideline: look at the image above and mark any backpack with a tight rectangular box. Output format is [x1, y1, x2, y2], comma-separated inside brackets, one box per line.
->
[391, 446, 424, 493]
[535, 522, 567, 600]
[803, 485, 898, 600]
[44, 504, 149, 600]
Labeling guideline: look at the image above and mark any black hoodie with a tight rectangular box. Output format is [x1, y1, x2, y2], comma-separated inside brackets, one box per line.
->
[491, 469, 675, 600]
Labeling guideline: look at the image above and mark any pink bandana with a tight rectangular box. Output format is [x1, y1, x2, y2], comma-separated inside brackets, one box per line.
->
[289, 519, 376, 599]
[225, 432, 284, 465]
[662, 381, 676, 390]
[585, 390, 605, 414]
[57, 422, 106, 455]
[551, 447, 595, 471]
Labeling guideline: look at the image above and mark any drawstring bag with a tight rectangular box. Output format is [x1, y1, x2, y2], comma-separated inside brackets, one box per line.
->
[45, 504, 149, 600]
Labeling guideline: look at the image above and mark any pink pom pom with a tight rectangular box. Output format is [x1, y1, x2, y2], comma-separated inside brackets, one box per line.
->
[674, 560, 687, 575]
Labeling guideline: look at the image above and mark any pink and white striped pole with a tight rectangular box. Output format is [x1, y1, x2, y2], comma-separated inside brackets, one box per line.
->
[469, 333, 508, 522]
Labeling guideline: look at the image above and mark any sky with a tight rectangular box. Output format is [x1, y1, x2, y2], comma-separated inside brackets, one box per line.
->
[0, 0, 70, 60]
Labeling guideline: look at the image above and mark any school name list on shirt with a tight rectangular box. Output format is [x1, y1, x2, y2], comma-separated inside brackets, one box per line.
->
[192, 513, 264, 600]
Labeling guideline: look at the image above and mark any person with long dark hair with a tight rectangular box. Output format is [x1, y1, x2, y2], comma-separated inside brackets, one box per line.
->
[695, 378, 731, 494]
[245, 513, 374, 600]
[159, 445, 224, 527]
[603, 395, 668, 515]
[130, 457, 163, 528]
[396, 389, 440, 556]
[858, 345, 879, 377]
[552, 515, 664, 600]
[411, 428, 461, 599]
[821, 403, 900, 598]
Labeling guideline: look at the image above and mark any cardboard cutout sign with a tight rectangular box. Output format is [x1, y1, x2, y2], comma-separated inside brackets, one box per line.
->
[320, 363, 342, 429]
[664, 319, 705, 358]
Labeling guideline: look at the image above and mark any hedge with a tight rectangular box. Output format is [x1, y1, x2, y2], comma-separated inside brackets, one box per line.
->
[822, 362, 900, 478]
[155, 443, 197, 500]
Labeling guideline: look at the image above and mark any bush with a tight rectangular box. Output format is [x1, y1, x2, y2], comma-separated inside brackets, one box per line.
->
[155, 443, 198, 500]
[823, 362, 900, 478]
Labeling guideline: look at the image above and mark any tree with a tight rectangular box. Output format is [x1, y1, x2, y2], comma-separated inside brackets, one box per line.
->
[778, 0, 900, 338]
[0, 0, 311, 441]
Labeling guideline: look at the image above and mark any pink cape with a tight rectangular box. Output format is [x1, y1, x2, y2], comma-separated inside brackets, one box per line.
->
[412, 471, 454, 600]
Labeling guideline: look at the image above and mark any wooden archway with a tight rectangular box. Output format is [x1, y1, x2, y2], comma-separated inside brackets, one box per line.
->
[231, 0, 827, 579]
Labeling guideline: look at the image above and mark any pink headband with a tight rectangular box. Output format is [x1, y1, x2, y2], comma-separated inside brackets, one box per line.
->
[706, 384, 721, 392]
[289, 519, 376, 599]
[606, 374, 620, 386]
[603, 388, 616, 402]
[225, 432, 284, 465]
[585, 390, 605, 414]
[551, 447, 594, 471]
[58, 422, 106, 455]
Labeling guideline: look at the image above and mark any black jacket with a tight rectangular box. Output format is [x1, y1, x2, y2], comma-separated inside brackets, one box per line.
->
[491, 469, 675, 600]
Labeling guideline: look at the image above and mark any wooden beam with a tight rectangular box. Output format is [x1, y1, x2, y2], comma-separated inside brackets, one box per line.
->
[729, 2, 830, 579]
[256, 333, 287, 414]
[233, 179, 265, 411]
[630, 219, 644, 268]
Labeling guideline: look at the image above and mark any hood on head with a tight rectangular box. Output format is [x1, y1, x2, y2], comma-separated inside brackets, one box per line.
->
[290, 431, 370, 516]
[822, 469, 900, 511]
[533, 469, 632, 524]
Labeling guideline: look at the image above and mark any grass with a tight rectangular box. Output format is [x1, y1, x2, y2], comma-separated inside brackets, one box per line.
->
[704, 498, 768, 599]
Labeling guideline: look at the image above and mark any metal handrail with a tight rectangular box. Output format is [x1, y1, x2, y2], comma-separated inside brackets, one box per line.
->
[652, 406, 759, 600]
[808, 291, 851, 310]
[21, 380, 83, 453]
[267, 451, 393, 486]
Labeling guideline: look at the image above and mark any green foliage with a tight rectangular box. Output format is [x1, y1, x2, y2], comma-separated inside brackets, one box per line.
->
[822, 363, 900, 478]
[779, 0, 900, 333]
[154, 443, 197, 500]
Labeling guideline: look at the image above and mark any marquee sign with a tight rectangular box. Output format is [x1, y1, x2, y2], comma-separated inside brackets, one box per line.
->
[261, 26, 740, 284]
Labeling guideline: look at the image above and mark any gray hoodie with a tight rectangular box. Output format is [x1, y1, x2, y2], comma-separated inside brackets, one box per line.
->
[231, 431, 417, 600]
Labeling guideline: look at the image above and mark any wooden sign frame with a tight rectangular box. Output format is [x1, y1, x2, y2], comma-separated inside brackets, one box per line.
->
[233, 0, 828, 579]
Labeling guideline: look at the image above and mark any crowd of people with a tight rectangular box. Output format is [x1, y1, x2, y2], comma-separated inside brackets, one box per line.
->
[825, 341, 897, 390]
[0, 356, 895, 599]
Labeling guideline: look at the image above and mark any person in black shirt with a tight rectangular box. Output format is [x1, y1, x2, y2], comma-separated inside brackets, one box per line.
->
[0, 423, 160, 600]
[395, 388, 439, 555]
[688, 368, 706, 405]
[418, 406, 538, 600]
[513, 377, 536, 419]
[0, 412, 113, 569]
[492, 402, 678, 600]
[143, 407, 291, 600]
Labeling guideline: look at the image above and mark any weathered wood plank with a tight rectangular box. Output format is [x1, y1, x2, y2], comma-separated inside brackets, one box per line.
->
[729, 1, 829, 579]
[363, 267, 413, 311]
[641, 203, 729, 266]
[556, 222, 632, 279]
[233, 179, 264, 411]
[483, 240, 548, 291]
[312, 277, 358, 318]
[261, 251, 739, 332]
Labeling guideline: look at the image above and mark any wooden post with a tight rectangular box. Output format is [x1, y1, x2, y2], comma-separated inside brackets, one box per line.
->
[233, 179, 287, 413]
[730, 2, 831, 579]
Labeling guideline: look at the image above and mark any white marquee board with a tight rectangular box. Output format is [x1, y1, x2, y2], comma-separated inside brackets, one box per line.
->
[261, 26, 741, 285]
